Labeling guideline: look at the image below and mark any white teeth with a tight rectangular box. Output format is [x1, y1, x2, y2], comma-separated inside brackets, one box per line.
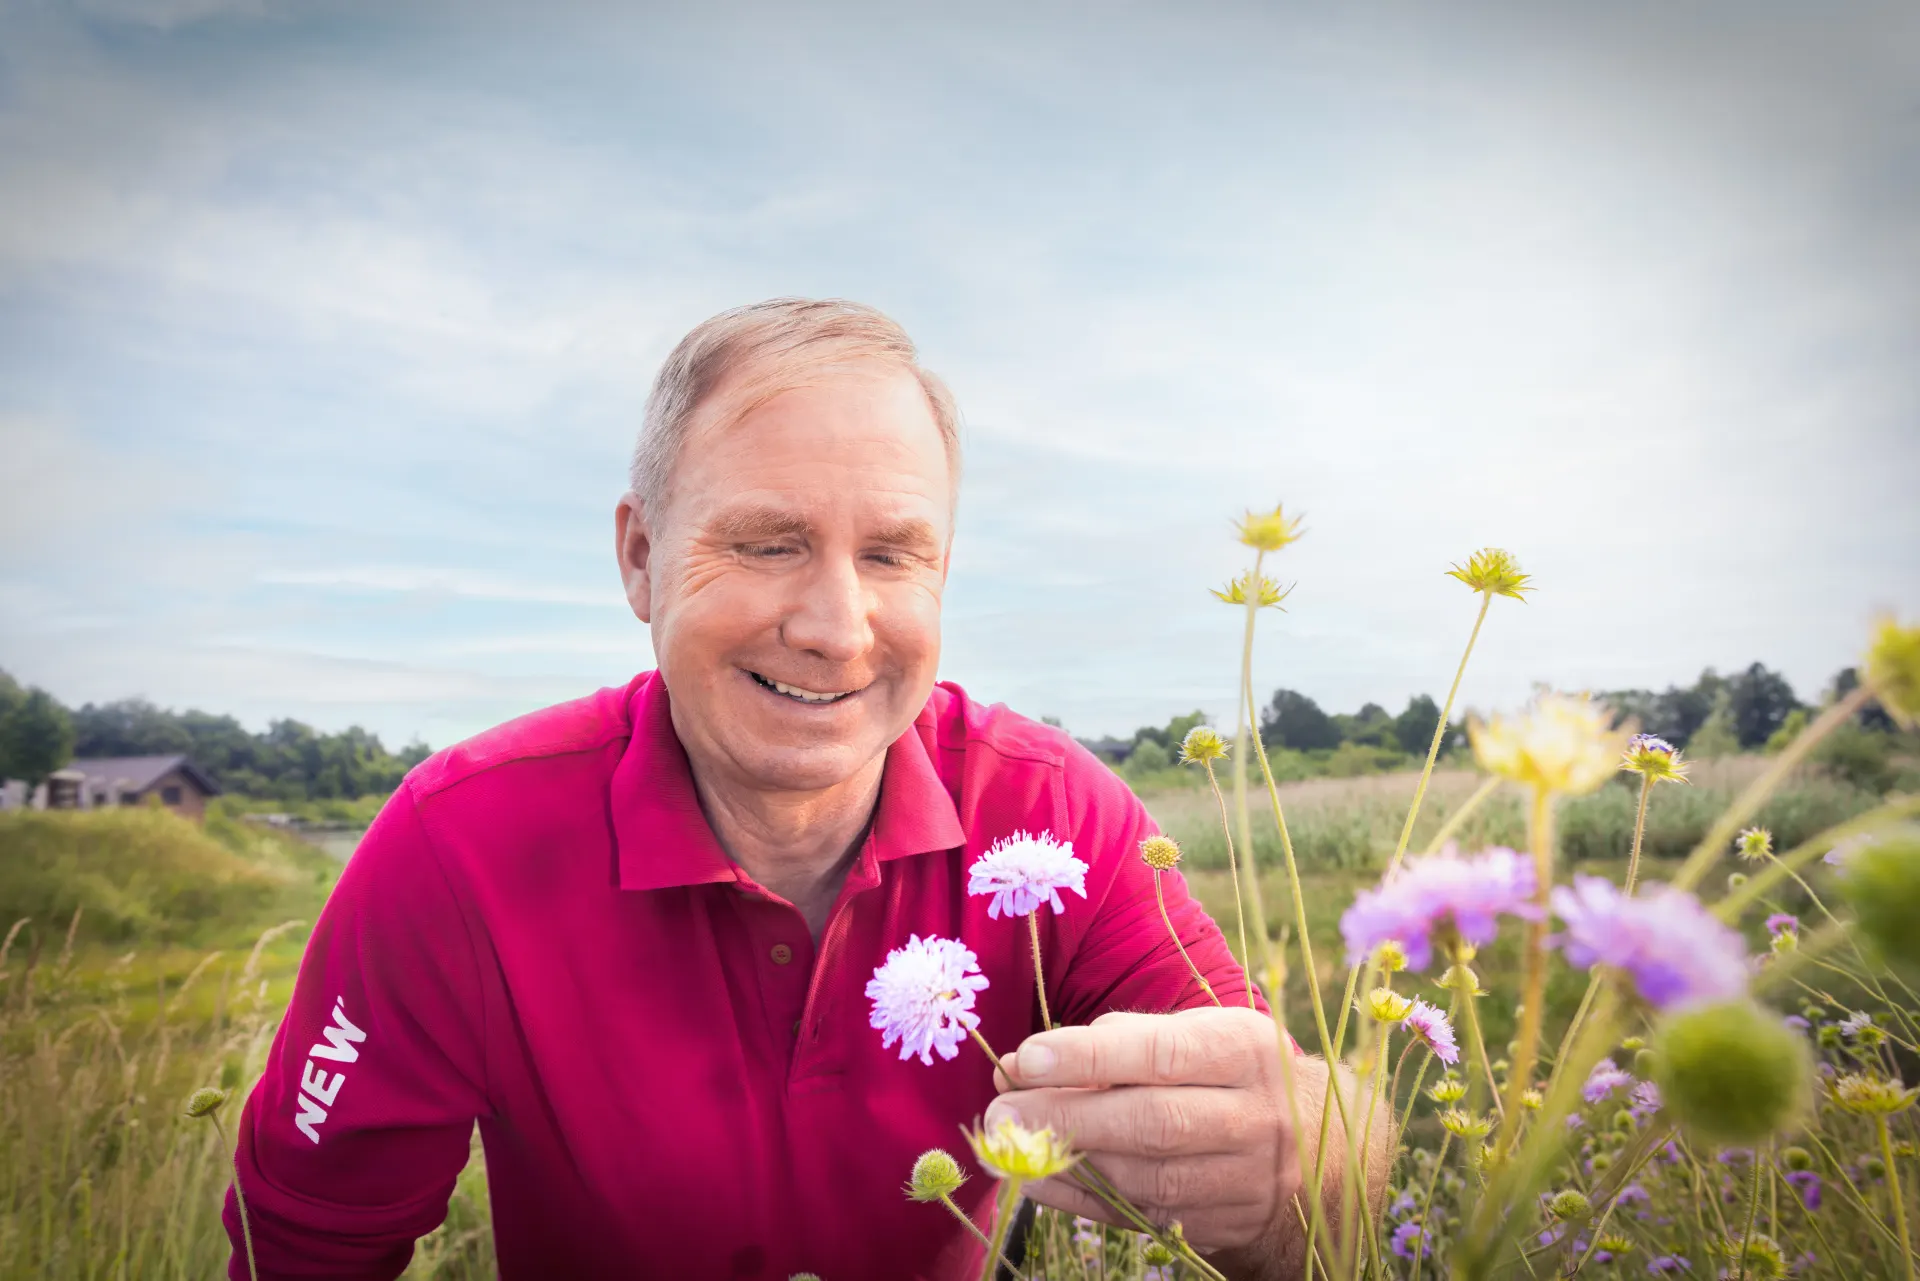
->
[763, 676, 849, 703]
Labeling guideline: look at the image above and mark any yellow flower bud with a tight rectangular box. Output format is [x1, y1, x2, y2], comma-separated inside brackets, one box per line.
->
[1445, 547, 1533, 600]
[1235, 503, 1305, 553]
[1138, 835, 1183, 872]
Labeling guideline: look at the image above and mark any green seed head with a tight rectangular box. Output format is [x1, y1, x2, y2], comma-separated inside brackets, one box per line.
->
[1781, 1145, 1814, 1172]
[1837, 827, 1920, 975]
[1428, 1079, 1467, 1105]
[1547, 1189, 1591, 1220]
[1143, 1242, 1176, 1266]
[1711, 1233, 1786, 1280]
[1619, 1036, 1646, 1053]
[1613, 1111, 1638, 1136]
[184, 1087, 228, 1120]
[1863, 1156, 1888, 1179]
[905, 1148, 968, 1202]
[1652, 1001, 1811, 1146]
[1589, 1151, 1614, 1172]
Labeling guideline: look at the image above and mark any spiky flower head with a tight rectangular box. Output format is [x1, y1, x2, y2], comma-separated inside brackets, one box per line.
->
[1428, 1078, 1467, 1105]
[1209, 571, 1292, 610]
[1595, 1234, 1634, 1257]
[1440, 1109, 1493, 1140]
[1138, 835, 1183, 872]
[1546, 1189, 1591, 1220]
[1178, 725, 1228, 764]
[1551, 876, 1748, 1010]
[1362, 987, 1412, 1023]
[1339, 844, 1540, 971]
[1863, 615, 1920, 728]
[1142, 1241, 1176, 1268]
[1446, 547, 1533, 600]
[965, 1116, 1078, 1183]
[1404, 998, 1460, 1065]
[1836, 826, 1920, 975]
[1829, 1073, 1919, 1116]
[1469, 692, 1626, 797]
[968, 831, 1088, 920]
[1620, 733, 1689, 784]
[1709, 1233, 1787, 1280]
[865, 934, 990, 1066]
[1651, 1000, 1811, 1145]
[1521, 1089, 1543, 1111]
[184, 1087, 228, 1119]
[1235, 503, 1305, 553]
[1735, 827, 1774, 863]
[906, 1148, 968, 1202]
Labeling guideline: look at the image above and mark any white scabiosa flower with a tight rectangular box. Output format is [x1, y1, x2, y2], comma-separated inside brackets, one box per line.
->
[968, 830, 1089, 920]
[865, 935, 990, 1066]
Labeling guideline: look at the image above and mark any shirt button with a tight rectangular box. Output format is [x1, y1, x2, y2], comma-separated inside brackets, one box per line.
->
[769, 943, 794, 965]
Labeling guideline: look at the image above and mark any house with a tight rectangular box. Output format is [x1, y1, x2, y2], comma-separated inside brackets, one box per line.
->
[41, 754, 222, 821]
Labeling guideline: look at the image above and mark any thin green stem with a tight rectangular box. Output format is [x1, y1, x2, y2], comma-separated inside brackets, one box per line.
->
[1388, 590, 1491, 877]
[1883, 1115, 1917, 1281]
[937, 1193, 1015, 1272]
[1233, 547, 1277, 986]
[971, 1026, 1007, 1079]
[1154, 871, 1222, 1006]
[1624, 775, 1654, 893]
[979, 1181, 1022, 1281]
[1411, 1132, 1450, 1277]
[1736, 1147, 1762, 1281]
[1455, 971, 1504, 1121]
[211, 1115, 258, 1281]
[1495, 787, 1554, 1161]
[1201, 761, 1255, 1008]
[1027, 911, 1052, 1032]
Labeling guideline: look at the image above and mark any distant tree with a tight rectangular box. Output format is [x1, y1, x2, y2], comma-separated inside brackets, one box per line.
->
[1260, 689, 1341, 751]
[1725, 662, 1800, 749]
[1831, 667, 1899, 733]
[1132, 710, 1208, 755]
[1123, 739, 1174, 778]
[1688, 690, 1740, 759]
[0, 685, 76, 793]
[1391, 695, 1443, 756]
[1334, 702, 1398, 749]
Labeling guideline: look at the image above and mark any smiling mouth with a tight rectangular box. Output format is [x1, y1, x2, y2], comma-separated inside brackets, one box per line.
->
[747, 671, 860, 705]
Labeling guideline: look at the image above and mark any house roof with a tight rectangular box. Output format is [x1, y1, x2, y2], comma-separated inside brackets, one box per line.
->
[66, 754, 222, 797]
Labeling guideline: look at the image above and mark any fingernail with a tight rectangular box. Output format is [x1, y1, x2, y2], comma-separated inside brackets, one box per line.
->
[1021, 1043, 1057, 1079]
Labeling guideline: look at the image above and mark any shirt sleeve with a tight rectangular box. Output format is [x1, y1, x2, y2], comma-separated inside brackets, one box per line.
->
[224, 780, 490, 1280]
[1050, 745, 1275, 1024]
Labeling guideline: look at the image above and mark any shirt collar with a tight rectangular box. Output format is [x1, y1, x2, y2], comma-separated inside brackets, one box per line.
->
[611, 672, 966, 892]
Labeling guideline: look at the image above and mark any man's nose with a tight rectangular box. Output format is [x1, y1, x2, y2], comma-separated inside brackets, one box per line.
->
[780, 551, 874, 664]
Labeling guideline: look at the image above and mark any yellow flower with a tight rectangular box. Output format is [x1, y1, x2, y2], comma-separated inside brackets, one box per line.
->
[1830, 1073, 1919, 1116]
[1864, 616, 1920, 728]
[1521, 1089, 1544, 1111]
[1138, 835, 1183, 872]
[1209, 572, 1292, 609]
[1361, 987, 1412, 1023]
[1428, 1078, 1467, 1105]
[1469, 692, 1627, 796]
[966, 1117, 1078, 1183]
[1440, 1109, 1492, 1139]
[1178, 725, 1228, 764]
[1445, 548, 1533, 601]
[1374, 940, 1408, 974]
[1620, 734, 1690, 785]
[1235, 503, 1305, 553]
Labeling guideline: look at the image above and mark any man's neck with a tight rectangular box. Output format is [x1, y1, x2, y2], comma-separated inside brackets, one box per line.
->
[686, 755, 886, 941]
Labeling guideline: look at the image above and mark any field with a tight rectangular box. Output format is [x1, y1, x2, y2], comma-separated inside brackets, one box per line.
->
[0, 752, 1906, 1279]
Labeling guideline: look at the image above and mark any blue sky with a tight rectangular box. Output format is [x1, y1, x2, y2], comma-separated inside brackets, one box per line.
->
[2, 0, 1916, 750]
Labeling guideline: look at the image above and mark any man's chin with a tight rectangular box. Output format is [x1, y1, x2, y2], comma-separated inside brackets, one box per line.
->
[725, 741, 885, 795]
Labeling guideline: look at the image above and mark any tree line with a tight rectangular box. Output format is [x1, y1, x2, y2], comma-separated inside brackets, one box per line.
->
[0, 669, 430, 802]
[1081, 660, 1902, 786]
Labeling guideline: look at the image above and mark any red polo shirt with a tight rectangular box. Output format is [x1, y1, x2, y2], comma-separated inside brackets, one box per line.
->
[226, 672, 1256, 1280]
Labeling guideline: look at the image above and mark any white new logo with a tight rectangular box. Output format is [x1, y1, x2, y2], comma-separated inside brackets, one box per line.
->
[294, 997, 366, 1144]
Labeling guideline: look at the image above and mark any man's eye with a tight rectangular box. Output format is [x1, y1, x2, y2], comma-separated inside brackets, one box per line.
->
[744, 543, 799, 559]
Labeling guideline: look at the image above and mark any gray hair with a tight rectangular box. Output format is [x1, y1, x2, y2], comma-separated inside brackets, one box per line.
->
[630, 297, 962, 515]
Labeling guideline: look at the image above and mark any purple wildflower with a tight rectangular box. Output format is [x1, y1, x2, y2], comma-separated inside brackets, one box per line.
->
[1403, 997, 1461, 1065]
[1647, 1255, 1692, 1274]
[1584, 1059, 1634, 1105]
[1389, 1190, 1418, 1217]
[1786, 1170, 1822, 1211]
[1550, 876, 1748, 1009]
[1630, 1081, 1662, 1117]
[1390, 1221, 1424, 1259]
[1765, 913, 1799, 937]
[1615, 1183, 1650, 1206]
[1840, 1010, 1873, 1037]
[967, 831, 1088, 919]
[1339, 844, 1539, 969]
[864, 934, 990, 1065]
[1783, 1014, 1810, 1033]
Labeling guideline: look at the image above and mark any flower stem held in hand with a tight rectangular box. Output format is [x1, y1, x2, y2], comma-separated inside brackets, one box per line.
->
[1026, 911, 1052, 1032]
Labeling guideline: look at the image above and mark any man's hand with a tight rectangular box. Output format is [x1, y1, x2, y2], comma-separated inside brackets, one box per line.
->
[985, 1006, 1334, 1280]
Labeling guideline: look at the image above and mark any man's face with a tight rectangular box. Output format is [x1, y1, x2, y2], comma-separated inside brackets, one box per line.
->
[618, 365, 952, 796]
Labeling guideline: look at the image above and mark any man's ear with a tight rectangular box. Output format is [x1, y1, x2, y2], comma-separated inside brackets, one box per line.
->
[614, 492, 656, 624]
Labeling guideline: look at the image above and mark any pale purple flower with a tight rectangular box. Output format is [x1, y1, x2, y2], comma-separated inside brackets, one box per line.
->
[968, 830, 1088, 919]
[1647, 1255, 1692, 1274]
[1765, 913, 1799, 937]
[1840, 1010, 1873, 1037]
[1630, 1081, 1663, 1117]
[1550, 876, 1748, 1010]
[1786, 1170, 1822, 1211]
[1584, 1059, 1634, 1105]
[1403, 997, 1460, 1065]
[1390, 1221, 1424, 1259]
[1616, 1183, 1650, 1206]
[1783, 1015, 1811, 1033]
[1339, 844, 1540, 970]
[865, 934, 990, 1065]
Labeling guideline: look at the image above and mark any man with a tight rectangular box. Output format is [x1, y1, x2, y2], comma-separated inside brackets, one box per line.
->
[224, 298, 1385, 1280]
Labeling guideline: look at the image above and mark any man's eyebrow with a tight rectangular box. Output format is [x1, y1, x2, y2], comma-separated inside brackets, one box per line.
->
[868, 517, 942, 549]
[704, 506, 812, 542]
